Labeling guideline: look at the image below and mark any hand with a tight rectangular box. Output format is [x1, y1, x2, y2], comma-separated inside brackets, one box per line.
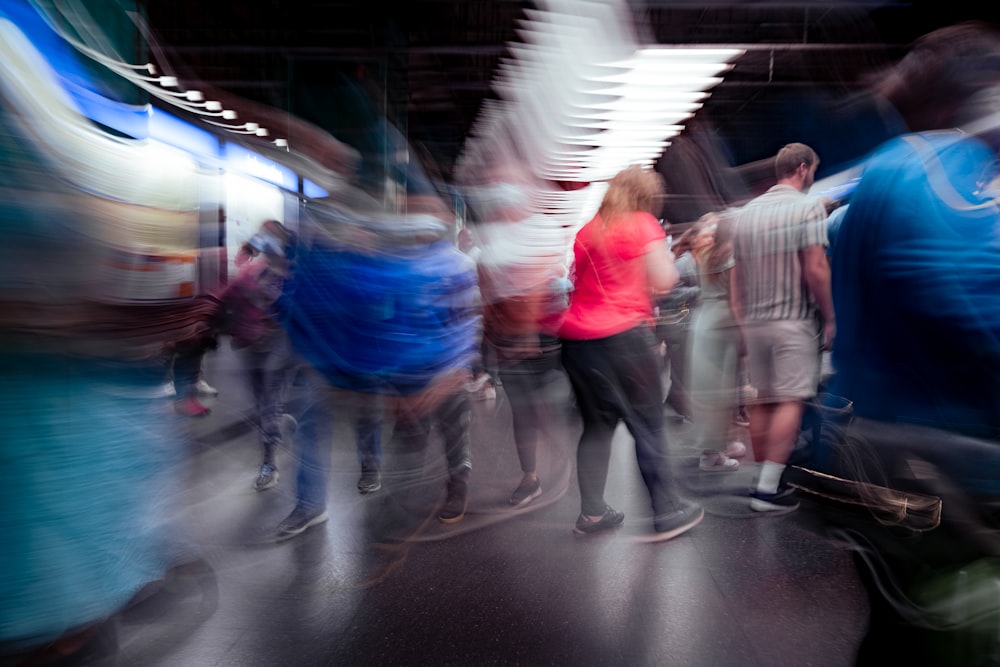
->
[821, 320, 836, 352]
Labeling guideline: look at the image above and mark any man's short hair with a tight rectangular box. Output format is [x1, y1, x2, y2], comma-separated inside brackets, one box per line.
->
[775, 143, 819, 180]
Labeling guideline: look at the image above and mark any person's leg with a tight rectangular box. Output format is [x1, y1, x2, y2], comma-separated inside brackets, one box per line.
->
[612, 327, 698, 530]
[275, 365, 334, 539]
[748, 402, 775, 463]
[499, 359, 542, 474]
[258, 363, 288, 468]
[561, 338, 620, 520]
[437, 390, 472, 523]
[172, 339, 209, 416]
[355, 394, 384, 494]
[758, 401, 806, 466]
[662, 321, 691, 419]
[752, 321, 821, 503]
[500, 339, 563, 506]
[374, 401, 435, 540]
[689, 310, 742, 470]
[172, 343, 201, 398]
[252, 348, 290, 490]
[499, 355, 551, 506]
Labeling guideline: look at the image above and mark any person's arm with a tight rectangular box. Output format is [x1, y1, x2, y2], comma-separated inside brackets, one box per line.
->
[662, 252, 700, 305]
[645, 238, 679, 298]
[800, 244, 836, 351]
[728, 260, 749, 357]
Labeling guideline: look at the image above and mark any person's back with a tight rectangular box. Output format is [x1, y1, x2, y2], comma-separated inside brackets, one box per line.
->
[730, 142, 834, 514]
[828, 130, 1000, 438]
[219, 257, 284, 350]
[733, 186, 828, 323]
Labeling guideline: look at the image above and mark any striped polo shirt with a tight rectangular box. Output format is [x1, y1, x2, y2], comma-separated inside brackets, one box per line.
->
[733, 184, 828, 322]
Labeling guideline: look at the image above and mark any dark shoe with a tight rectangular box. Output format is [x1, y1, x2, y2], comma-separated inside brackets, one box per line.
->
[734, 406, 751, 427]
[254, 463, 279, 491]
[174, 396, 210, 417]
[275, 505, 329, 541]
[573, 506, 625, 536]
[647, 503, 704, 542]
[750, 487, 800, 514]
[358, 466, 382, 495]
[508, 477, 542, 508]
[438, 477, 469, 524]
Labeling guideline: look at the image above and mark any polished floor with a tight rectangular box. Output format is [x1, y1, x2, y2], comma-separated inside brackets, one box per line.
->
[109, 341, 867, 666]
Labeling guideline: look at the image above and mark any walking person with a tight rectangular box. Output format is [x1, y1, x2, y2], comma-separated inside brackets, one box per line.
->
[217, 220, 295, 490]
[558, 165, 704, 541]
[656, 225, 700, 423]
[684, 211, 748, 472]
[731, 142, 835, 513]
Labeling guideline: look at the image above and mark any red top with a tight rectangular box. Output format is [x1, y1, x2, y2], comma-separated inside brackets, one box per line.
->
[558, 211, 665, 340]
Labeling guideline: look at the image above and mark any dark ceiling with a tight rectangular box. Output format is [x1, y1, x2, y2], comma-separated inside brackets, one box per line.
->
[145, 1, 1000, 182]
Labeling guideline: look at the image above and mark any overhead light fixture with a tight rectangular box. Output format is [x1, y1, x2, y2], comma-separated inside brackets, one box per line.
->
[459, 0, 744, 239]
[28, 8, 278, 146]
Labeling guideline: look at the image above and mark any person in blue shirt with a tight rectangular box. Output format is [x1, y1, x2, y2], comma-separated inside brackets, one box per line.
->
[817, 22, 1000, 665]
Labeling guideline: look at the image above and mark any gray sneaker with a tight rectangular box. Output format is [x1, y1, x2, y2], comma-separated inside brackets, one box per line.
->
[357, 466, 382, 495]
[645, 503, 704, 542]
[254, 464, 279, 491]
[275, 506, 329, 542]
[508, 477, 542, 507]
[573, 506, 625, 536]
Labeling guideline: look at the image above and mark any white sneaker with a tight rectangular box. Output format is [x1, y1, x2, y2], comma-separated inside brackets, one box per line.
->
[699, 451, 739, 472]
[726, 441, 748, 458]
[153, 381, 177, 399]
[195, 379, 219, 396]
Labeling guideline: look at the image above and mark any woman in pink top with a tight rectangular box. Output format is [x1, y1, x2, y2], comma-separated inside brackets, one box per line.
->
[559, 166, 704, 541]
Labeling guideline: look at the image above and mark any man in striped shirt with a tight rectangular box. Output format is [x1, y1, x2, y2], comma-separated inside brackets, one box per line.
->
[731, 143, 835, 513]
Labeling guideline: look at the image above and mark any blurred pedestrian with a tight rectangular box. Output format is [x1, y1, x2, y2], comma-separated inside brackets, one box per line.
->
[272, 193, 481, 541]
[731, 142, 834, 513]
[684, 211, 748, 472]
[217, 220, 297, 491]
[558, 165, 704, 541]
[656, 221, 700, 423]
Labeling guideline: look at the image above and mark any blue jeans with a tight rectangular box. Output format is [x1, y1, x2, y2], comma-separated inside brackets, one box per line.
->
[286, 365, 384, 512]
[561, 326, 681, 518]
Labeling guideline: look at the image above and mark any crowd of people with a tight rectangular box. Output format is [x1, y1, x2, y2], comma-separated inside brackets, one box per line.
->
[8, 18, 1000, 667]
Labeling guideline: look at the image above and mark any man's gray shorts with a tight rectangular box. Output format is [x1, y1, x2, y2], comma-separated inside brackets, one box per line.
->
[744, 319, 821, 402]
